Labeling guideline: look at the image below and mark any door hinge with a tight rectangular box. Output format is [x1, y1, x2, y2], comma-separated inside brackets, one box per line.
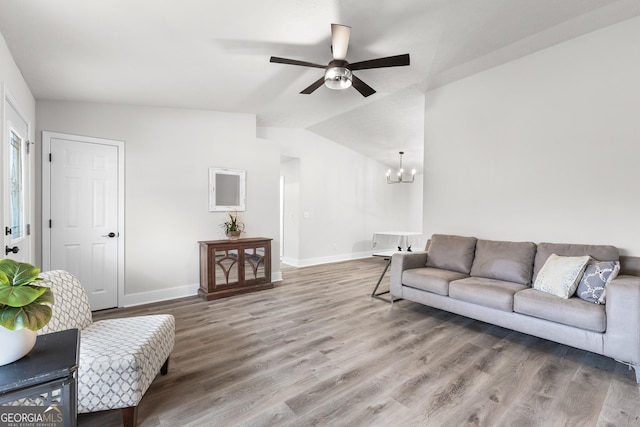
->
[26, 224, 31, 236]
[49, 219, 52, 228]
[4, 227, 10, 236]
[26, 140, 34, 154]
[49, 153, 52, 162]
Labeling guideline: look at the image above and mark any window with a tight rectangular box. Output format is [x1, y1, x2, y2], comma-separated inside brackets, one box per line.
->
[9, 129, 25, 240]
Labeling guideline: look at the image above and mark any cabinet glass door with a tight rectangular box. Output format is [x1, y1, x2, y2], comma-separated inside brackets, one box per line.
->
[215, 249, 240, 286]
[244, 246, 266, 282]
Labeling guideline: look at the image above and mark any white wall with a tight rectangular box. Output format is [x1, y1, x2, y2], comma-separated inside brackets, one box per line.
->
[0, 31, 36, 261]
[261, 127, 424, 266]
[280, 156, 301, 261]
[36, 101, 281, 304]
[423, 16, 640, 255]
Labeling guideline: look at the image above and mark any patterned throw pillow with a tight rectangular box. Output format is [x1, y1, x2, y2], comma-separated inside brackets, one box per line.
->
[576, 260, 620, 304]
[533, 254, 590, 299]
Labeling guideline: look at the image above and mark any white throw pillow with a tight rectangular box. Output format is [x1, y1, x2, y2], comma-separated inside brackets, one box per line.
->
[533, 254, 590, 299]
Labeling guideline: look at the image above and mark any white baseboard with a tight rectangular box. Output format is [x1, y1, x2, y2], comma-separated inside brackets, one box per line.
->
[280, 257, 299, 266]
[122, 283, 200, 307]
[281, 251, 374, 268]
[121, 270, 284, 307]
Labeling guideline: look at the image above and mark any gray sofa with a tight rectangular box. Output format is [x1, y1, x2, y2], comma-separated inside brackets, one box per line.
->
[390, 234, 640, 383]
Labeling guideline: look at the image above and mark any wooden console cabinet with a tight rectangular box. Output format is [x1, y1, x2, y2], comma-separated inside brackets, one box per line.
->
[198, 237, 273, 301]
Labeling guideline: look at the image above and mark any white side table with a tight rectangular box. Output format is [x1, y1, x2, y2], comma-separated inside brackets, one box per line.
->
[372, 231, 423, 252]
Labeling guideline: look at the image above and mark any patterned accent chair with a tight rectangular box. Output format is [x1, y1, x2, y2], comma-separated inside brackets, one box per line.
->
[38, 270, 175, 427]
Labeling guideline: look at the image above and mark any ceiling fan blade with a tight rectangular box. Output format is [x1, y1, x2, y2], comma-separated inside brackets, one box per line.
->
[348, 53, 410, 71]
[331, 24, 351, 60]
[351, 75, 376, 97]
[300, 76, 326, 95]
[270, 56, 326, 69]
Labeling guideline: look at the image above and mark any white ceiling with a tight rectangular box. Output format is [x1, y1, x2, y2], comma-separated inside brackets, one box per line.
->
[1, 0, 639, 173]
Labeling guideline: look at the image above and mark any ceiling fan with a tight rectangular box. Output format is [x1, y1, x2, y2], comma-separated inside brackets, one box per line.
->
[270, 24, 410, 97]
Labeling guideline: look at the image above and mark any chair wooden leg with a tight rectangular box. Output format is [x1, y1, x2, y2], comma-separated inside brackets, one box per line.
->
[122, 406, 138, 427]
[161, 356, 170, 375]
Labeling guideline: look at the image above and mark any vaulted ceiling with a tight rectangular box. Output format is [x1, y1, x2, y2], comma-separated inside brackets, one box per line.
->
[1, 0, 639, 172]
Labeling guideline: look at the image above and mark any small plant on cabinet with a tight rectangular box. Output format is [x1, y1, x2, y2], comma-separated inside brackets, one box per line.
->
[220, 211, 244, 239]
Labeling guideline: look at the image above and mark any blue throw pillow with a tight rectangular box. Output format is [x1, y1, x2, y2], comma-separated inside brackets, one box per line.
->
[576, 260, 620, 304]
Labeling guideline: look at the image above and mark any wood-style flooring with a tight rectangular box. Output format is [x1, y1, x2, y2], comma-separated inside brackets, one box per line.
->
[79, 258, 640, 426]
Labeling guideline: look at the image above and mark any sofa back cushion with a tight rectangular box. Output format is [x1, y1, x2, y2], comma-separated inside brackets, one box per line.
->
[426, 234, 477, 274]
[470, 239, 537, 285]
[533, 242, 619, 282]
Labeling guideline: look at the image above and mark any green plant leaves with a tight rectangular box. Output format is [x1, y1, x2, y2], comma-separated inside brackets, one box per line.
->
[220, 211, 244, 234]
[0, 259, 42, 286]
[0, 271, 8, 286]
[0, 259, 53, 331]
[0, 296, 53, 331]
[0, 284, 49, 307]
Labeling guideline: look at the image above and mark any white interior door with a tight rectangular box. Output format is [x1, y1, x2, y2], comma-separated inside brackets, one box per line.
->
[43, 132, 124, 310]
[3, 94, 31, 263]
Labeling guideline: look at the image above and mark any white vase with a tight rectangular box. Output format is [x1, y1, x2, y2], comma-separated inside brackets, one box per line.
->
[0, 326, 37, 366]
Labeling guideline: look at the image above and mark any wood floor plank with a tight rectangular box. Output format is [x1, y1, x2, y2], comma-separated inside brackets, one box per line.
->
[417, 332, 541, 426]
[78, 258, 640, 426]
[597, 364, 640, 426]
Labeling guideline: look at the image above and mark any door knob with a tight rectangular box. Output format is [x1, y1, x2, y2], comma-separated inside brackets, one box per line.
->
[5, 246, 19, 255]
[101, 232, 117, 238]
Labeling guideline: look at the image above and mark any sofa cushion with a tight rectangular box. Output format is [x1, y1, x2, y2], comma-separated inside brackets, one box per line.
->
[514, 288, 606, 332]
[533, 242, 619, 282]
[533, 254, 590, 299]
[449, 277, 528, 312]
[576, 260, 620, 304]
[402, 267, 468, 296]
[78, 315, 175, 412]
[470, 239, 536, 285]
[425, 234, 477, 274]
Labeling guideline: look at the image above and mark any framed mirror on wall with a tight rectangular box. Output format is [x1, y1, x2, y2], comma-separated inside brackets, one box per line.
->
[209, 167, 246, 212]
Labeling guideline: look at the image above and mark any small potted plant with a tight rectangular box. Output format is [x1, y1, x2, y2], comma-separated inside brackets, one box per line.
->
[0, 259, 55, 366]
[220, 211, 244, 239]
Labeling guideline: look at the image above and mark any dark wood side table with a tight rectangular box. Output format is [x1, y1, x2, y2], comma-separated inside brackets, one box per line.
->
[199, 237, 273, 300]
[0, 329, 80, 427]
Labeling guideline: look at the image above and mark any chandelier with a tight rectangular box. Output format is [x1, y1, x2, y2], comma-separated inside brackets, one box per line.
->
[386, 151, 416, 184]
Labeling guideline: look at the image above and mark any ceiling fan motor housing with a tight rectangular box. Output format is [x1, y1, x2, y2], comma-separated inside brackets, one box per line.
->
[324, 60, 352, 90]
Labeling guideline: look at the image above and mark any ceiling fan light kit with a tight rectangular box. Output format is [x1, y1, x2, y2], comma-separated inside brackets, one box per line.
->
[324, 60, 352, 90]
[270, 23, 410, 97]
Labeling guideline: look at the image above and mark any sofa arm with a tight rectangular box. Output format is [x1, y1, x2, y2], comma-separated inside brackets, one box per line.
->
[390, 252, 428, 297]
[603, 274, 640, 366]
